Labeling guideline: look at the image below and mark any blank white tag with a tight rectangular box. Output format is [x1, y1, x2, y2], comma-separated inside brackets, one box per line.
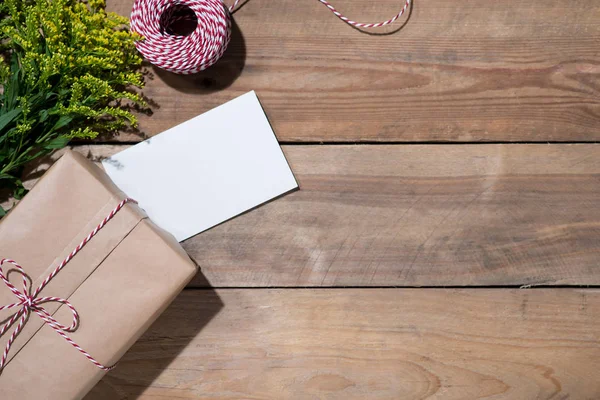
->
[103, 91, 298, 241]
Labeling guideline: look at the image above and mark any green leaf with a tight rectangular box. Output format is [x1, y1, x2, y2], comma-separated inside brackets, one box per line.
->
[51, 115, 73, 131]
[42, 135, 70, 149]
[0, 108, 22, 133]
[27, 91, 45, 107]
[39, 109, 49, 122]
[0, 126, 17, 147]
[0, 206, 5, 218]
[58, 89, 70, 98]
[13, 185, 27, 200]
[4, 54, 20, 110]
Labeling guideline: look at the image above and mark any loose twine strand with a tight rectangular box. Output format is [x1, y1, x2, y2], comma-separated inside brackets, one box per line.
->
[130, 0, 411, 74]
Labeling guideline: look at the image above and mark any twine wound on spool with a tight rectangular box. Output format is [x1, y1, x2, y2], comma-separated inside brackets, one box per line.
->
[130, 0, 411, 74]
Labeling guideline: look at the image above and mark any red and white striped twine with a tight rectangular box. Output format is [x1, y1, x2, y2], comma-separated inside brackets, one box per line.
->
[0, 198, 137, 374]
[130, 0, 411, 74]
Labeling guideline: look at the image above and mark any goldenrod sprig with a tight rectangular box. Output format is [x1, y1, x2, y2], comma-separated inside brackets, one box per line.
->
[0, 0, 144, 215]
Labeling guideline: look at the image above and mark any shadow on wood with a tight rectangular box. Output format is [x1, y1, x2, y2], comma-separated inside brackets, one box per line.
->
[152, 19, 246, 93]
[85, 270, 223, 400]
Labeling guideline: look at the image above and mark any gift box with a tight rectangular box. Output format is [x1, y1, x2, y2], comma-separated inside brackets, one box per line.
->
[0, 150, 197, 399]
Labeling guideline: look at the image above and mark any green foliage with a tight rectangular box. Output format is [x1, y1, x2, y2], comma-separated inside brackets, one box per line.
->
[0, 0, 144, 199]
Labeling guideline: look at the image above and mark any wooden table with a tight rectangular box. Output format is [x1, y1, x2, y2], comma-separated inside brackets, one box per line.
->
[86, 0, 600, 398]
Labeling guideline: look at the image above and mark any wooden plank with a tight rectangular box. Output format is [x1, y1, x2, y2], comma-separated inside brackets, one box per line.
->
[9, 144, 600, 287]
[87, 288, 600, 399]
[107, 0, 600, 142]
[180, 144, 599, 287]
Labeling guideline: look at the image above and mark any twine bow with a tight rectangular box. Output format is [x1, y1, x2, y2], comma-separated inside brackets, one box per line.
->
[0, 198, 136, 374]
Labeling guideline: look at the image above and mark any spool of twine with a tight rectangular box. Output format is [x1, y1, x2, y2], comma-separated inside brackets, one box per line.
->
[130, 0, 411, 74]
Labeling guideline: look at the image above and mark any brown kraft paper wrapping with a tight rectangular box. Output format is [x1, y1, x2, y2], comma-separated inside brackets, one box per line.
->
[0, 150, 197, 399]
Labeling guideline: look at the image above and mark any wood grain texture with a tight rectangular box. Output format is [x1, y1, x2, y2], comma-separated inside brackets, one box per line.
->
[106, 0, 600, 142]
[26, 143, 600, 288]
[183, 144, 600, 287]
[87, 288, 600, 399]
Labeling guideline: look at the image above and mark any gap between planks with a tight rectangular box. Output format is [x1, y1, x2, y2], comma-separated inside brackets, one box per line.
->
[181, 285, 600, 290]
[76, 140, 600, 146]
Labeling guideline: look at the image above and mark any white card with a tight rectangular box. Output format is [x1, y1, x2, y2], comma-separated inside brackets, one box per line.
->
[103, 91, 298, 241]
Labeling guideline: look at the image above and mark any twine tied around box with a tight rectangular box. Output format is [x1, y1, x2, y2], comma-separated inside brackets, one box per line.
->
[0, 198, 137, 374]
